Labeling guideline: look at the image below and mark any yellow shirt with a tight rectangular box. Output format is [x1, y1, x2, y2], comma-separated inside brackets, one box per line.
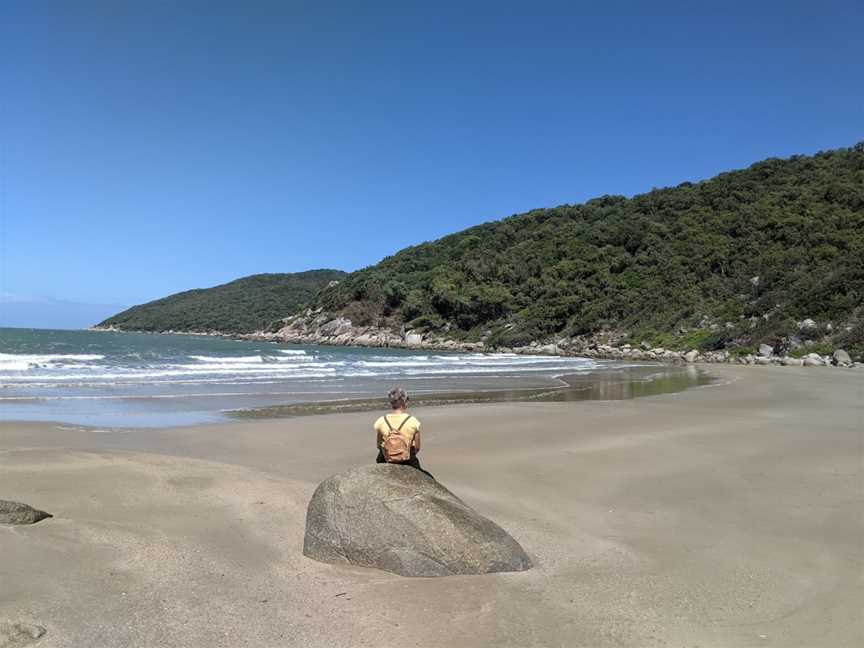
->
[374, 412, 421, 450]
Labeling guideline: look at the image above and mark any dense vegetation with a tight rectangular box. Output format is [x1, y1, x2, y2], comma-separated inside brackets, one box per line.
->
[99, 270, 346, 334]
[314, 144, 864, 358]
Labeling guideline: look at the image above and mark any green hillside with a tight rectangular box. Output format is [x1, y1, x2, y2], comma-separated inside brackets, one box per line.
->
[314, 143, 864, 357]
[98, 270, 346, 334]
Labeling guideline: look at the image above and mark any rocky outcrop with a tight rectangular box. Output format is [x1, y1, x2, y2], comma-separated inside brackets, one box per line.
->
[303, 464, 532, 577]
[551, 339, 864, 369]
[0, 500, 52, 525]
[91, 326, 225, 337]
[0, 622, 46, 648]
[243, 310, 488, 352]
[241, 310, 861, 369]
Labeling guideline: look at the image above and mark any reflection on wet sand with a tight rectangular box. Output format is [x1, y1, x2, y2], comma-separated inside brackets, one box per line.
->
[550, 364, 711, 401]
[230, 364, 714, 419]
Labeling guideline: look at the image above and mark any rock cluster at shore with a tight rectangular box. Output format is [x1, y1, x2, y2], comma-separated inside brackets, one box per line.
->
[97, 309, 859, 369]
[303, 464, 532, 577]
[573, 343, 856, 367]
[91, 325, 224, 337]
[243, 310, 860, 369]
[246, 311, 487, 351]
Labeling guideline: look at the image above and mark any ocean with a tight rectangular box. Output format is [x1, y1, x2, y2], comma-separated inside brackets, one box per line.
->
[0, 327, 617, 427]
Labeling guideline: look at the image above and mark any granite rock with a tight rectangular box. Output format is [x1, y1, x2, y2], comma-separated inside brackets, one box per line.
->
[303, 464, 532, 577]
[832, 349, 852, 366]
[0, 501, 52, 525]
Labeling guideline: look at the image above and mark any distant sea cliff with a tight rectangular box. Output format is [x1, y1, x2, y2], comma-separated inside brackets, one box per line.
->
[96, 270, 346, 335]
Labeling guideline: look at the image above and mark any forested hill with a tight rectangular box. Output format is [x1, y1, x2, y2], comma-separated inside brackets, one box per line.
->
[311, 143, 864, 357]
[97, 270, 346, 334]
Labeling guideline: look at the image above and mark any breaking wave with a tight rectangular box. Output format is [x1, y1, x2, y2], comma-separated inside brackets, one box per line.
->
[0, 353, 105, 371]
[0, 340, 598, 395]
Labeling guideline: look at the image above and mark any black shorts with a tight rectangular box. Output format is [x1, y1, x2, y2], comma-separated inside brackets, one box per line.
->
[376, 449, 433, 479]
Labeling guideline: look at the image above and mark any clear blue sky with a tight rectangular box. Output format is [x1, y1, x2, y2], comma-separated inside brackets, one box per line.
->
[1, 1, 862, 326]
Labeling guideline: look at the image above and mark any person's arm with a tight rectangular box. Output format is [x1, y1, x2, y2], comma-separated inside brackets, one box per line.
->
[375, 419, 383, 448]
[412, 421, 422, 453]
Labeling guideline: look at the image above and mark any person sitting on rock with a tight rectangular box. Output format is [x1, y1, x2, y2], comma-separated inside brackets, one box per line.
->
[375, 387, 433, 477]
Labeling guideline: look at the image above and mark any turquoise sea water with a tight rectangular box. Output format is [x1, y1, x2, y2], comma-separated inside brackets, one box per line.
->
[0, 328, 612, 427]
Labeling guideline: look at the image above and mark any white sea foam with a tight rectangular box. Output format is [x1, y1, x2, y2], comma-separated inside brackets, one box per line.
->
[355, 356, 582, 368]
[188, 354, 316, 365]
[269, 355, 315, 363]
[0, 351, 594, 383]
[0, 353, 105, 371]
[0, 342, 598, 396]
[0, 365, 340, 381]
[0, 330, 622, 428]
[189, 355, 265, 363]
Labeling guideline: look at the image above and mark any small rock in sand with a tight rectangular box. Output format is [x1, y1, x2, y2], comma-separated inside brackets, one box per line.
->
[0, 500, 52, 525]
[0, 622, 47, 648]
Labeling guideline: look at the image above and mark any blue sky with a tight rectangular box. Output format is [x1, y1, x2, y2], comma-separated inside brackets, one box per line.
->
[1, 1, 862, 327]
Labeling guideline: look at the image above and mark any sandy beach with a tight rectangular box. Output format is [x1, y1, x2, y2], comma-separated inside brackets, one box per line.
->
[1, 365, 861, 647]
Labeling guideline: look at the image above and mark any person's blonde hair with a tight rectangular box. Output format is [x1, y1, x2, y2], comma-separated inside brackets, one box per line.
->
[387, 387, 408, 409]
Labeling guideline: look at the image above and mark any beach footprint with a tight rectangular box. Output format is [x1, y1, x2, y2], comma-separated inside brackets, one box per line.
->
[0, 622, 46, 648]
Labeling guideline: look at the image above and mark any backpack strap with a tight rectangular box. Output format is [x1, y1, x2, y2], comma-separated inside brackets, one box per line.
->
[383, 414, 412, 432]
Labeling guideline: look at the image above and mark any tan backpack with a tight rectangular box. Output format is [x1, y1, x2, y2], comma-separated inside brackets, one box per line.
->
[382, 415, 413, 463]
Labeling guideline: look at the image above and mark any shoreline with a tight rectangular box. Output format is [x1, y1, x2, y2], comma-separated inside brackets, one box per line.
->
[8, 327, 856, 430]
[89, 325, 861, 369]
[0, 364, 714, 429]
[1, 365, 861, 647]
[226, 364, 715, 419]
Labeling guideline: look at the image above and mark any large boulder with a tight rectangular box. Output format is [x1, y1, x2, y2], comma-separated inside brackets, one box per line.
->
[0, 500, 52, 525]
[403, 332, 424, 346]
[798, 318, 817, 331]
[832, 349, 852, 366]
[303, 465, 532, 577]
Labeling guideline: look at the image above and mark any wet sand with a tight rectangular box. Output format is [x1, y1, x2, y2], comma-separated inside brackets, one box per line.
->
[228, 364, 714, 418]
[1, 365, 862, 647]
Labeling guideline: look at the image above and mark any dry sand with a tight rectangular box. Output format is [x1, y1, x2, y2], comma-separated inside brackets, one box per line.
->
[1, 365, 861, 647]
